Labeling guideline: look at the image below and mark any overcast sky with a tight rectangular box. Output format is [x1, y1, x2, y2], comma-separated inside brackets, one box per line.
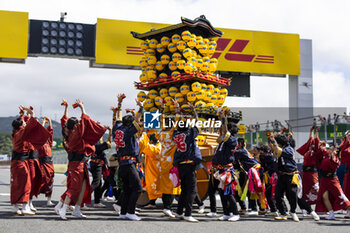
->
[1, 0, 349, 126]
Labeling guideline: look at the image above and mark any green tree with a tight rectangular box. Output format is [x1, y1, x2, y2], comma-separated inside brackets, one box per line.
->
[0, 132, 12, 155]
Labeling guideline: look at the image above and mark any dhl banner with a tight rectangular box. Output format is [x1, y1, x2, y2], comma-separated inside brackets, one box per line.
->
[96, 18, 300, 75]
[0, 10, 28, 59]
[213, 29, 300, 75]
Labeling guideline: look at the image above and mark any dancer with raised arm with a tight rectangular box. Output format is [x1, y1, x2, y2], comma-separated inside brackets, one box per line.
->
[295, 127, 320, 220]
[212, 110, 240, 221]
[340, 130, 350, 216]
[314, 132, 350, 219]
[23, 108, 44, 213]
[269, 133, 300, 222]
[112, 94, 143, 221]
[55, 99, 106, 220]
[11, 106, 49, 215]
[38, 117, 55, 206]
[173, 101, 202, 223]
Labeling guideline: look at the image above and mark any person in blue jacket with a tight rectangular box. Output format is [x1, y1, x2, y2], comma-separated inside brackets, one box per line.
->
[112, 94, 143, 221]
[269, 133, 300, 222]
[212, 110, 240, 222]
[173, 100, 202, 223]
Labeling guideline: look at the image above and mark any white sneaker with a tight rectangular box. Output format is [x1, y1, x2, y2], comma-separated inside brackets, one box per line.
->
[126, 213, 141, 221]
[22, 209, 35, 215]
[291, 213, 299, 222]
[325, 214, 336, 220]
[228, 215, 240, 222]
[54, 202, 62, 215]
[81, 204, 90, 210]
[68, 205, 75, 211]
[302, 209, 309, 217]
[247, 211, 259, 216]
[47, 201, 55, 207]
[206, 212, 217, 217]
[119, 214, 127, 219]
[72, 210, 87, 218]
[22, 203, 35, 215]
[310, 211, 320, 221]
[29, 201, 37, 212]
[12, 204, 22, 215]
[265, 212, 278, 217]
[93, 203, 106, 208]
[175, 213, 184, 219]
[58, 208, 67, 220]
[163, 209, 175, 218]
[218, 215, 231, 221]
[113, 204, 121, 214]
[184, 216, 199, 223]
[198, 204, 205, 214]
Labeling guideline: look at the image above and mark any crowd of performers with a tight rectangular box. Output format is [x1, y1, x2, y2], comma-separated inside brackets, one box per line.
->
[9, 96, 350, 222]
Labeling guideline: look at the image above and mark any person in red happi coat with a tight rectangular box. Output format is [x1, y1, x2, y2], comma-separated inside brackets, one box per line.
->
[314, 135, 350, 220]
[38, 117, 55, 206]
[339, 131, 350, 218]
[10, 106, 49, 215]
[54, 99, 106, 220]
[296, 126, 319, 205]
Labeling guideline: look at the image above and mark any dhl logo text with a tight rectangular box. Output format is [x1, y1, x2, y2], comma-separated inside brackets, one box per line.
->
[213, 38, 274, 64]
[126, 38, 274, 64]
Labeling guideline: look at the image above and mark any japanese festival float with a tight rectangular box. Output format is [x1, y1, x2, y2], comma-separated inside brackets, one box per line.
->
[131, 16, 241, 200]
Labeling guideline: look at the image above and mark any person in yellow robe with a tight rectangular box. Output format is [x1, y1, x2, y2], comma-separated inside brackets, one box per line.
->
[139, 102, 181, 218]
[140, 132, 162, 208]
[153, 110, 182, 218]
